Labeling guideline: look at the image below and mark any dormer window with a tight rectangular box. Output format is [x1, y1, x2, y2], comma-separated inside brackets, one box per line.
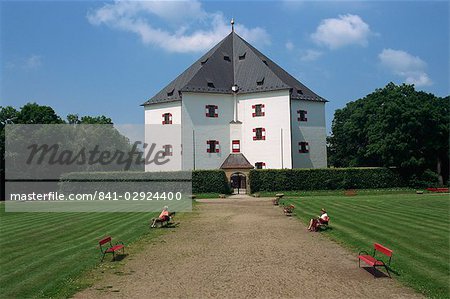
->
[162, 113, 172, 125]
[207, 140, 220, 153]
[223, 55, 231, 62]
[298, 110, 308, 122]
[167, 88, 174, 97]
[297, 89, 303, 95]
[256, 76, 265, 86]
[239, 52, 246, 60]
[201, 58, 209, 65]
[207, 79, 215, 88]
[253, 128, 266, 141]
[205, 105, 218, 118]
[262, 59, 268, 66]
[299, 142, 309, 153]
[252, 104, 265, 117]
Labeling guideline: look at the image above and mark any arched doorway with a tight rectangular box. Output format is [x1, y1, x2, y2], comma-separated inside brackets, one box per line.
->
[230, 172, 246, 194]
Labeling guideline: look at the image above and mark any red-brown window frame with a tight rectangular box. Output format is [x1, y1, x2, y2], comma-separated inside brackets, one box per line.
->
[297, 110, 308, 122]
[207, 140, 220, 153]
[162, 144, 173, 156]
[299, 142, 309, 153]
[162, 113, 173, 125]
[253, 128, 266, 140]
[232, 140, 240, 153]
[255, 162, 266, 169]
[205, 105, 218, 118]
[252, 104, 265, 117]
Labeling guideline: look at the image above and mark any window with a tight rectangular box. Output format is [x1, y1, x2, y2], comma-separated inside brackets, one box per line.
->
[201, 58, 208, 65]
[162, 144, 173, 156]
[223, 55, 231, 62]
[255, 162, 266, 169]
[252, 104, 265, 117]
[297, 89, 303, 95]
[162, 113, 172, 125]
[207, 82, 215, 88]
[205, 105, 218, 117]
[239, 52, 246, 60]
[232, 140, 240, 153]
[167, 88, 174, 97]
[298, 110, 308, 122]
[256, 76, 265, 86]
[299, 142, 309, 153]
[207, 140, 219, 153]
[253, 128, 266, 140]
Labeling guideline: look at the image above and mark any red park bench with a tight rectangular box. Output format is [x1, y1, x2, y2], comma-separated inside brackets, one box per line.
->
[99, 236, 125, 262]
[358, 243, 393, 278]
[426, 187, 449, 193]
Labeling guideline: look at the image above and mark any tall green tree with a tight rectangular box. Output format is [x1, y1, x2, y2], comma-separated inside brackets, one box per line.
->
[328, 83, 449, 184]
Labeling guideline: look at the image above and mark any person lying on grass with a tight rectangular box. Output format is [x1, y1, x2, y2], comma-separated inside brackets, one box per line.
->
[151, 206, 175, 228]
[307, 208, 329, 231]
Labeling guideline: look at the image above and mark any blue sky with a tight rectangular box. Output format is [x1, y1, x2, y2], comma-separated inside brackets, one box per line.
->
[1, 1, 449, 133]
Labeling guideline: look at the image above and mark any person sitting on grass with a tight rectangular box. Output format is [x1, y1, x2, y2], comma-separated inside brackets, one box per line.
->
[151, 206, 174, 228]
[307, 208, 329, 231]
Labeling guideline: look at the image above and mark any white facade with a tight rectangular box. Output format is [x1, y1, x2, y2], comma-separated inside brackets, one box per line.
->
[144, 90, 327, 171]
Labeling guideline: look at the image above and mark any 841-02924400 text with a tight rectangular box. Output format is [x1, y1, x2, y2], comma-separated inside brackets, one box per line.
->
[9, 191, 183, 201]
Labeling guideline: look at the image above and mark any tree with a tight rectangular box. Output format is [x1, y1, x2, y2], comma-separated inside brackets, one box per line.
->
[1, 103, 133, 200]
[16, 103, 64, 124]
[66, 114, 113, 124]
[328, 83, 449, 184]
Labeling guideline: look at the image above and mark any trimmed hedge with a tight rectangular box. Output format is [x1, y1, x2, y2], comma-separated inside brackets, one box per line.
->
[248, 168, 407, 193]
[59, 170, 230, 194]
[192, 170, 230, 194]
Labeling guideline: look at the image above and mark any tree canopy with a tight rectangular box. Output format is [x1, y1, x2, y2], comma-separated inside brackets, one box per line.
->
[328, 83, 449, 183]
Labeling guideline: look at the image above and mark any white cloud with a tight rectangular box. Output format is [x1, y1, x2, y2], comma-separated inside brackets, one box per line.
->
[87, 0, 270, 53]
[378, 48, 432, 87]
[311, 14, 371, 49]
[285, 41, 294, 51]
[24, 55, 42, 69]
[300, 49, 322, 62]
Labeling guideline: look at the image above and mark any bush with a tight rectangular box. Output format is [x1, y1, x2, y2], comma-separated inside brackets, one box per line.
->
[406, 169, 440, 188]
[59, 170, 230, 195]
[192, 170, 230, 194]
[248, 168, 407, 193]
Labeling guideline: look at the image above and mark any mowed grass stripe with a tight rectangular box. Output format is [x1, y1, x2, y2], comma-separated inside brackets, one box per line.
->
[3, 214, 151, 298]
[0, 213, 148, 265]
[288, 198, 449, 271]
[304, 200, 449, 247]
[0, 209, 159, 298]
[313, 210, 449, 274]
[0, 212, 150, 273]
[283, 194, 449, 298]
[298, 195, 445, 225]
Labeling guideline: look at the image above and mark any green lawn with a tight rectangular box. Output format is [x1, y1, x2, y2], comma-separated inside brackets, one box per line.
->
[0, 205, 171, 298]
[281, 193, 450, 298]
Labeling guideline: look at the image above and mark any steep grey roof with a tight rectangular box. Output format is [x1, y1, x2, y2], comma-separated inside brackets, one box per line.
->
[142, 32, 326, 105]
[220, 153, 254, 169]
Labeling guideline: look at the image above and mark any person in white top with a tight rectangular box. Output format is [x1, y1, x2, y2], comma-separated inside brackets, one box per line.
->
[307, 208, 329, 231]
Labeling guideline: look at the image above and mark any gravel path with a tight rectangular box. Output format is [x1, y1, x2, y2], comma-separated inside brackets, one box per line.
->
[75, 196, 422, 299]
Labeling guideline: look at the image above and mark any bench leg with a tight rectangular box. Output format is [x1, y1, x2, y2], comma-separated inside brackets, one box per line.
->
[384, 265, 391, 278]
[101, 252, 106, 262]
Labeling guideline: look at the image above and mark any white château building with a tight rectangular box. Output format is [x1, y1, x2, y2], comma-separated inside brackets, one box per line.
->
[143, 25, 327, 185]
